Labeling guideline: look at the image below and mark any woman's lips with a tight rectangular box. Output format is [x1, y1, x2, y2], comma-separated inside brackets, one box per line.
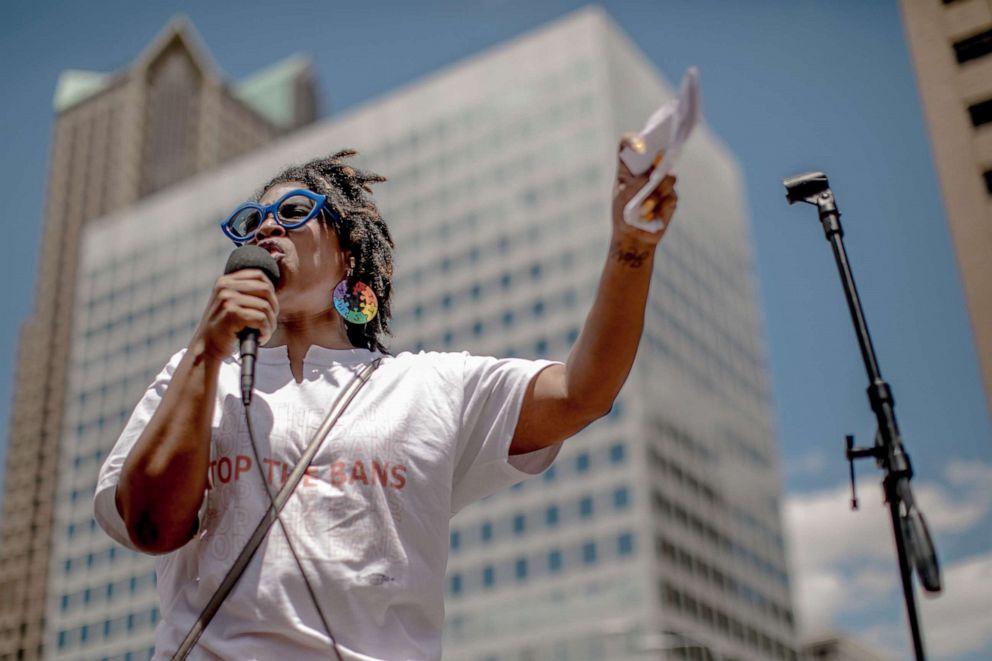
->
[258, 240, 286, 259]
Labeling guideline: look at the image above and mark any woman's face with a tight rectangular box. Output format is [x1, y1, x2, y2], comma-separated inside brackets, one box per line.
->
[253, 181, 348, 316]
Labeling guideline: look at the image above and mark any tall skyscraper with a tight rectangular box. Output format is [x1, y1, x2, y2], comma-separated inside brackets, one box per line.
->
[899, 0, 992, 417]
[0, 17, 316, 659]
[46, 8, 795, 660]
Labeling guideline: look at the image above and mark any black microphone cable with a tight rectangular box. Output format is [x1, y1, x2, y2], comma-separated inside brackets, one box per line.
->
[218, 246, 344, 659]
[243, 403, 345, 661]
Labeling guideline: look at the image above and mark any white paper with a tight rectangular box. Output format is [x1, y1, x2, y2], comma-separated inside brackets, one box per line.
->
[619, 67, 701, 232]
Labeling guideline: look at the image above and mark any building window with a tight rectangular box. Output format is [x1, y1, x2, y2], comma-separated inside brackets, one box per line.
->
[545, 505, 559, 527]
[618, 533, 635, 556]
[576, 452, 590, 473]
[513, 513, 526, 534]
[450, 530, 461, 551]
[967, 98, 992, 127]
[953, 28, 992, 64]
[548, 549, 563, 572]
[609, 443, 625, 464]
[141, 45, 202, 195]
[515, 558, 528, 581]
[582, 541, 597, 565]
[543, 465, 556, 482]
[579, 496, 594, 518]
[613, 487, 630, 509]
[480, 522, 493, 543]
[482, 565, 495, 588]
[450, 574, 462, 595]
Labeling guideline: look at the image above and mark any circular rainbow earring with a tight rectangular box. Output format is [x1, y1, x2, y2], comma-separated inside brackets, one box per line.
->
[333, 257, 378, 324]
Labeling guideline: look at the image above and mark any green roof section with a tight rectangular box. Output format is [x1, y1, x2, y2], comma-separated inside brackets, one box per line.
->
[53, 70, 112, 112]
[52, 51, 311, 121]
[234, 53, 311, 129]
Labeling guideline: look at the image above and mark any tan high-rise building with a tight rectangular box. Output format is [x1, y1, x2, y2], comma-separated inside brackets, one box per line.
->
[900, 0, 992, 417]
[0, 17, 316, 659]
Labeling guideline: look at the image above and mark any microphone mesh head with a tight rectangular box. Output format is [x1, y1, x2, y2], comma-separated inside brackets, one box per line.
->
[224, 245, 281, 286]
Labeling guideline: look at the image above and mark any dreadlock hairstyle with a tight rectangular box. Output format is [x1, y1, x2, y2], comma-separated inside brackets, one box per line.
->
[258, 149, 395, 354]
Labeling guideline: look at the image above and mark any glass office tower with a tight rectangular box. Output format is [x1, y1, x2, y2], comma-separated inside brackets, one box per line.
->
[47, 8, 796, 660]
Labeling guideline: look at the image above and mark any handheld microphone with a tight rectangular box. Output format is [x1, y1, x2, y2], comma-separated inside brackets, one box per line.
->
[223, 246, 281, 405]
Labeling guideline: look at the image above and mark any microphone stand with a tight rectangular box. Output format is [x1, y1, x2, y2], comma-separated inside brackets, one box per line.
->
[783, 172, 942, 661]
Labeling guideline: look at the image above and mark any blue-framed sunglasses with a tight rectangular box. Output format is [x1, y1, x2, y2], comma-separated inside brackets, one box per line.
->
[220, 189, 336, 244]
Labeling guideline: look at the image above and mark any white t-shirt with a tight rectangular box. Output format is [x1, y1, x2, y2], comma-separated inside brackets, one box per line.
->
[95, 346, 562, 660]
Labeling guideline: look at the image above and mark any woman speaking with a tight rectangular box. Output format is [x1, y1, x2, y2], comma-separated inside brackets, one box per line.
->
[95, 141, 677, 660]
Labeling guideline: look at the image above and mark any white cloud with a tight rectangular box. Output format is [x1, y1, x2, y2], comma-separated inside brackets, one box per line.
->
[785, 460, 992, 658]
[921, 552, 992, 658]
[915, 482, 991, 535]
[850, 552, 992, 660]
[944, 459, 992, 489]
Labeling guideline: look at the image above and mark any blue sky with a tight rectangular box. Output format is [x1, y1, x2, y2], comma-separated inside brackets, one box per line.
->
[1, 0, 989, 658]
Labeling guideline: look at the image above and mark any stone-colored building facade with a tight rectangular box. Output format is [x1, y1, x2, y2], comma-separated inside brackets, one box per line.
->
[900, 0, 992, 417]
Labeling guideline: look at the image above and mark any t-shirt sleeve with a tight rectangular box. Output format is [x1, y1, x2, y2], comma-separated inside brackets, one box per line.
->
[450, 353, 564, 514]
[93, 349, 207, 552]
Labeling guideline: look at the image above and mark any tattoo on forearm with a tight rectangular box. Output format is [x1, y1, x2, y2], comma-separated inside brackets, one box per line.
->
[610, 242, 650, 268]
